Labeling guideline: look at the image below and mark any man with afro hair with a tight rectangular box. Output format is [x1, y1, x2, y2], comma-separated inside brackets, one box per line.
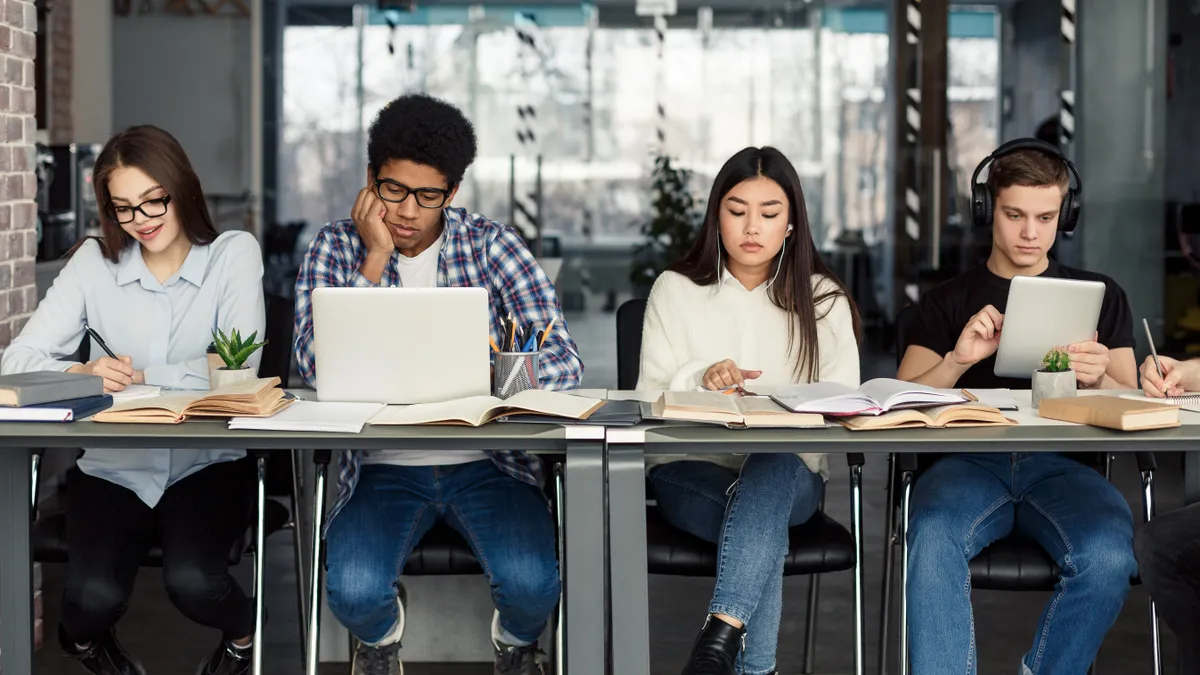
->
[294, 93, 582, 675]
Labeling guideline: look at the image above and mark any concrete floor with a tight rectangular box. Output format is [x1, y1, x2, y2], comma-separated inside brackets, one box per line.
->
[30, 307, 1186, 674]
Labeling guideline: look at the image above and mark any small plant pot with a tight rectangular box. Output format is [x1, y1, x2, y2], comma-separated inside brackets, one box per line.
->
[209, 366, 257, 391]
[1032, 369, 1077, 412]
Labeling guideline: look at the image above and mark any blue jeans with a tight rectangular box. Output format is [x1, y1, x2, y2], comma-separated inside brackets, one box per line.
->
[906, 453, 1137, 675]
[649, 454, 825, 675]
[324, 460, 559, 646]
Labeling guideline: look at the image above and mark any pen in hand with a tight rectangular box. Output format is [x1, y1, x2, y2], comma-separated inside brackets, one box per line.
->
[84, 323, 118, 360]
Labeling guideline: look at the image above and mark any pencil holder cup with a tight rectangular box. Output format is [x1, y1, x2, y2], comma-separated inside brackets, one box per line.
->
[494, 351, 539, 400]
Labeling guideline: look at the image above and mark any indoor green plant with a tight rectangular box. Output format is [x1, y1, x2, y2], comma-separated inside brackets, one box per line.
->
[629, 155, 703, 298]
[1032, 346, 1077, 410]
[208, 328, 267, 390]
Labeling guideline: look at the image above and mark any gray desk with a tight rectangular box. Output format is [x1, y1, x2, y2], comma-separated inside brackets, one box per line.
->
[0, 421, 606, 675]
[604, 422, 1200, 675]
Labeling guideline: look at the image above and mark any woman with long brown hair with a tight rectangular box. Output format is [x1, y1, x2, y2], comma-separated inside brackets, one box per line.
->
[637, 147, 861, 675]
[1, 125, 264, 675]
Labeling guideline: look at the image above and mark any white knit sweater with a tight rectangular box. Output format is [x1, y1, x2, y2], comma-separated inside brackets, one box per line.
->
[635, 269, 861, 479]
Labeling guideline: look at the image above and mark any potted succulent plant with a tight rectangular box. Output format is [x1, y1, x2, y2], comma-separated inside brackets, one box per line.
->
[208, 328, 267, 390]
[1032, 346, 1077, 411]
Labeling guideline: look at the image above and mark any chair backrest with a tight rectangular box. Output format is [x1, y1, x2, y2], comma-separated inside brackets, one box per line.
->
[894, 302, 918, 369]
[616, 298, 647, 390]
[258, 292, 295, 388]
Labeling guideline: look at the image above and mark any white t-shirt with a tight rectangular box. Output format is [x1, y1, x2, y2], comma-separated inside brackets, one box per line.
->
[362, 232, 489, 468]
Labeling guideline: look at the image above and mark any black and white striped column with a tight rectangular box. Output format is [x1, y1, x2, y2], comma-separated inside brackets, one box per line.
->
[514, 13, 540, 148]
[904, 0, 922, 247]
[1058, 0, 1076, 148]
[655, 13, 667, 146]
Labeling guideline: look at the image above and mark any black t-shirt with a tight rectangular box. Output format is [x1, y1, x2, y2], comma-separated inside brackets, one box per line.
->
[905, 262, 1135, 389]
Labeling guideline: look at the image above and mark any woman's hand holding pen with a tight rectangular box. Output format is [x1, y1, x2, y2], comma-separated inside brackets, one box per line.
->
[69, 356, 136, 392]
[703, 359, 761, 392]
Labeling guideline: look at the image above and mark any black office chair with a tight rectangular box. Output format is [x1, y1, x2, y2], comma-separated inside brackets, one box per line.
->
[30, 450, 290, 675]
[616, 298, 866, 673]
[303, 452, 567, 675]
[879, 304, 1161, 675]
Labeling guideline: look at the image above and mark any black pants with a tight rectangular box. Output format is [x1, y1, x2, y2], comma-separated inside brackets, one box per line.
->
[61, 458, 256, 644]
[1135, 501, 1200, 673]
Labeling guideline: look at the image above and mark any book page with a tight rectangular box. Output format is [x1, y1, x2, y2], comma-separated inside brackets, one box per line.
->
[859, 378, 966, 410]
[498, 389, 604, 420]
[103, 391, 205, 415]
[662, 391, 742, 415]
[769, 382, 871, 414]
[369, 396, 502, 426]
[737, 396, 825, 427]
[927, 404, 1014, 427]
[840, 409, 931, 430]
[735, 396, 792, 415]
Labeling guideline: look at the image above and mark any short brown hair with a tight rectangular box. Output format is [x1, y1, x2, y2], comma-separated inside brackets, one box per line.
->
[986, 148, 1069, 198]
[81, 125, 218, 263]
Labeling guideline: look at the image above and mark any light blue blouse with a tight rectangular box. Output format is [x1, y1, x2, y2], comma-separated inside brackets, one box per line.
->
[0, 231, 266, 507]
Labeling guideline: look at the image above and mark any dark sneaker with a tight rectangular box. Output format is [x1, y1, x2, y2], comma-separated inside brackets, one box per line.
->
[351, 640, 403, 675]
[493, 640, 544, 675]
[59, 625, 145, 675]
[195, 638, 251, 675]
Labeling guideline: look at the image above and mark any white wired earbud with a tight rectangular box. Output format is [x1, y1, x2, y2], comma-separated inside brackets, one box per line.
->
[765, 223, 793, 289]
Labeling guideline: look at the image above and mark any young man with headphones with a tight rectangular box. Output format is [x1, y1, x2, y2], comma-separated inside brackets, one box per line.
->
[895, 139, 1139, 674]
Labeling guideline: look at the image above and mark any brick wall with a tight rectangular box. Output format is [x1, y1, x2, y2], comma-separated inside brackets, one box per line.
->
[48, 0, 70, 143]
[0, 0, 39, 355]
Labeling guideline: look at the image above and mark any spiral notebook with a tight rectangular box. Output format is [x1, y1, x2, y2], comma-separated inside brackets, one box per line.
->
[1121, 392, 1200, 413]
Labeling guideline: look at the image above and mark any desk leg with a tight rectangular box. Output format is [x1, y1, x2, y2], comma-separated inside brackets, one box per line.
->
[608, 444, 650, 675]
[305, 456, 329, 675]
[565, 440, 606, 675]
[0, 448, 33, 675]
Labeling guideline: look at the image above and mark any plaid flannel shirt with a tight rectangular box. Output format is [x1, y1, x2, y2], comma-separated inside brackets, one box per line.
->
[293, 208, 584, 533]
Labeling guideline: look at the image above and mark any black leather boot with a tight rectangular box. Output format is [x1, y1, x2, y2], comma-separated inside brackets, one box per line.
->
[680, 615, 745, 675]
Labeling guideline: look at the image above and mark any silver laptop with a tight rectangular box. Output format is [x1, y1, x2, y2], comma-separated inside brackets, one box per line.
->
[993, 275, 1106, 378]
[312, 287, 492, 404]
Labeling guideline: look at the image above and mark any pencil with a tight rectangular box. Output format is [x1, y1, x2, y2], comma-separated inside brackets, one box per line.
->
[489, 337, 500, 353]
[537, 318, 557, 349]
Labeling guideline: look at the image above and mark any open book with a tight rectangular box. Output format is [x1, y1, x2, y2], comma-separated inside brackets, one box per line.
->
[93, 377, 292, 424]
[838, 403, 1016, 431]
[368, 389, 604, 427]
[770, 378, 968, 416]
[649, 391, 825, 429]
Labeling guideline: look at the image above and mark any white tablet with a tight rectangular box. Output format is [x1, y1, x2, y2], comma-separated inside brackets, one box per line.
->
[993, 275, 1106, 378]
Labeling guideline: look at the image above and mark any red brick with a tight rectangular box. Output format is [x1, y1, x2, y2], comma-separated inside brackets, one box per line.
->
[13, 30, 31, 59]
[12, 258, 31, 286]
[21, 171, 33, 199]
[4, 174, 19, 201]
[0, 262, 9, 291]
[7, 284, 21, 314]
[11, 144, 29, 171]
[0, 203, 11, 231]
[24, 229, 34, 257]
[0, 321, 12, 348]
[21, 59, 31, 88]
[23, 284, 34, 312]
[23, 2, 34, 32]
[7, 230, 20, 259]
[11, 202, 31, 230]
[4, 114, 19, 143]
[22, 114, 33, 141]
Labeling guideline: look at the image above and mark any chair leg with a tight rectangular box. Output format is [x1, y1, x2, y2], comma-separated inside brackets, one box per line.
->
[899, 470, 914, 675]
[290, 449, 309, 663]
[802, 573, 820, 674]
[554, 463, 566, 675]
[1142, 468, 1163, 675]
[253, 454, 267, 675]
[306, 454, 330, 675]
[879, 455, 897, 675]
[850, 461, 865, 675]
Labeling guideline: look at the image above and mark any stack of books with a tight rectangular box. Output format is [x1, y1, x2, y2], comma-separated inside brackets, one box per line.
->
[0, 371, 113, 422]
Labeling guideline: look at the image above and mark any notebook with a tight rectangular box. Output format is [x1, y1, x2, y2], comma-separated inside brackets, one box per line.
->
[770, 378, 969, 416]
[368, 390, 604, 427]
[0, 395, 113, 422]
[496, 400, 643, 426]
[648, 391, 825, 429]
[110, 385, 163, 403]
[1039, 396, 1180, 431]
[92, 377, 292, 424]
[838, 404, 1016, 431]
[0, 371, 103, 407]
[1120, 392, 1200, 413]
[229, 401, 386, 434]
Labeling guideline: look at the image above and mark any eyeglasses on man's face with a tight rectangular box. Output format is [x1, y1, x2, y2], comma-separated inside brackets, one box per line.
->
[374, 179, 452, 209]
[110, 195, 172, 224]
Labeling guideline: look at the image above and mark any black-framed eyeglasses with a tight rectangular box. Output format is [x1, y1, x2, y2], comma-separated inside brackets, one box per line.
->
[374, 179, 451, 209]
[109, 195, 171, 224]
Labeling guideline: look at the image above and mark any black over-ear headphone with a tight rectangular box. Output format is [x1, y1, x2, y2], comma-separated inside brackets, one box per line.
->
[970, 138, 1082, 233]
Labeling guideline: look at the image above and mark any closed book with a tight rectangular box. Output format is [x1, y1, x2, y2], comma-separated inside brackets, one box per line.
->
[0, 394, 113, 422]
[0, 371, 103, 407]
[1038, 395, 1180, 431]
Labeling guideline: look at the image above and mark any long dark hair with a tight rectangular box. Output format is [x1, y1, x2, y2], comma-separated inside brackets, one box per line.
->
[668, 146, 861, 381]
[70, 125, 218, 263]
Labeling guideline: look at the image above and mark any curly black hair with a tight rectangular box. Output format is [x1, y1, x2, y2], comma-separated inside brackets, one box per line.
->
[367, 93, 478, 186]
